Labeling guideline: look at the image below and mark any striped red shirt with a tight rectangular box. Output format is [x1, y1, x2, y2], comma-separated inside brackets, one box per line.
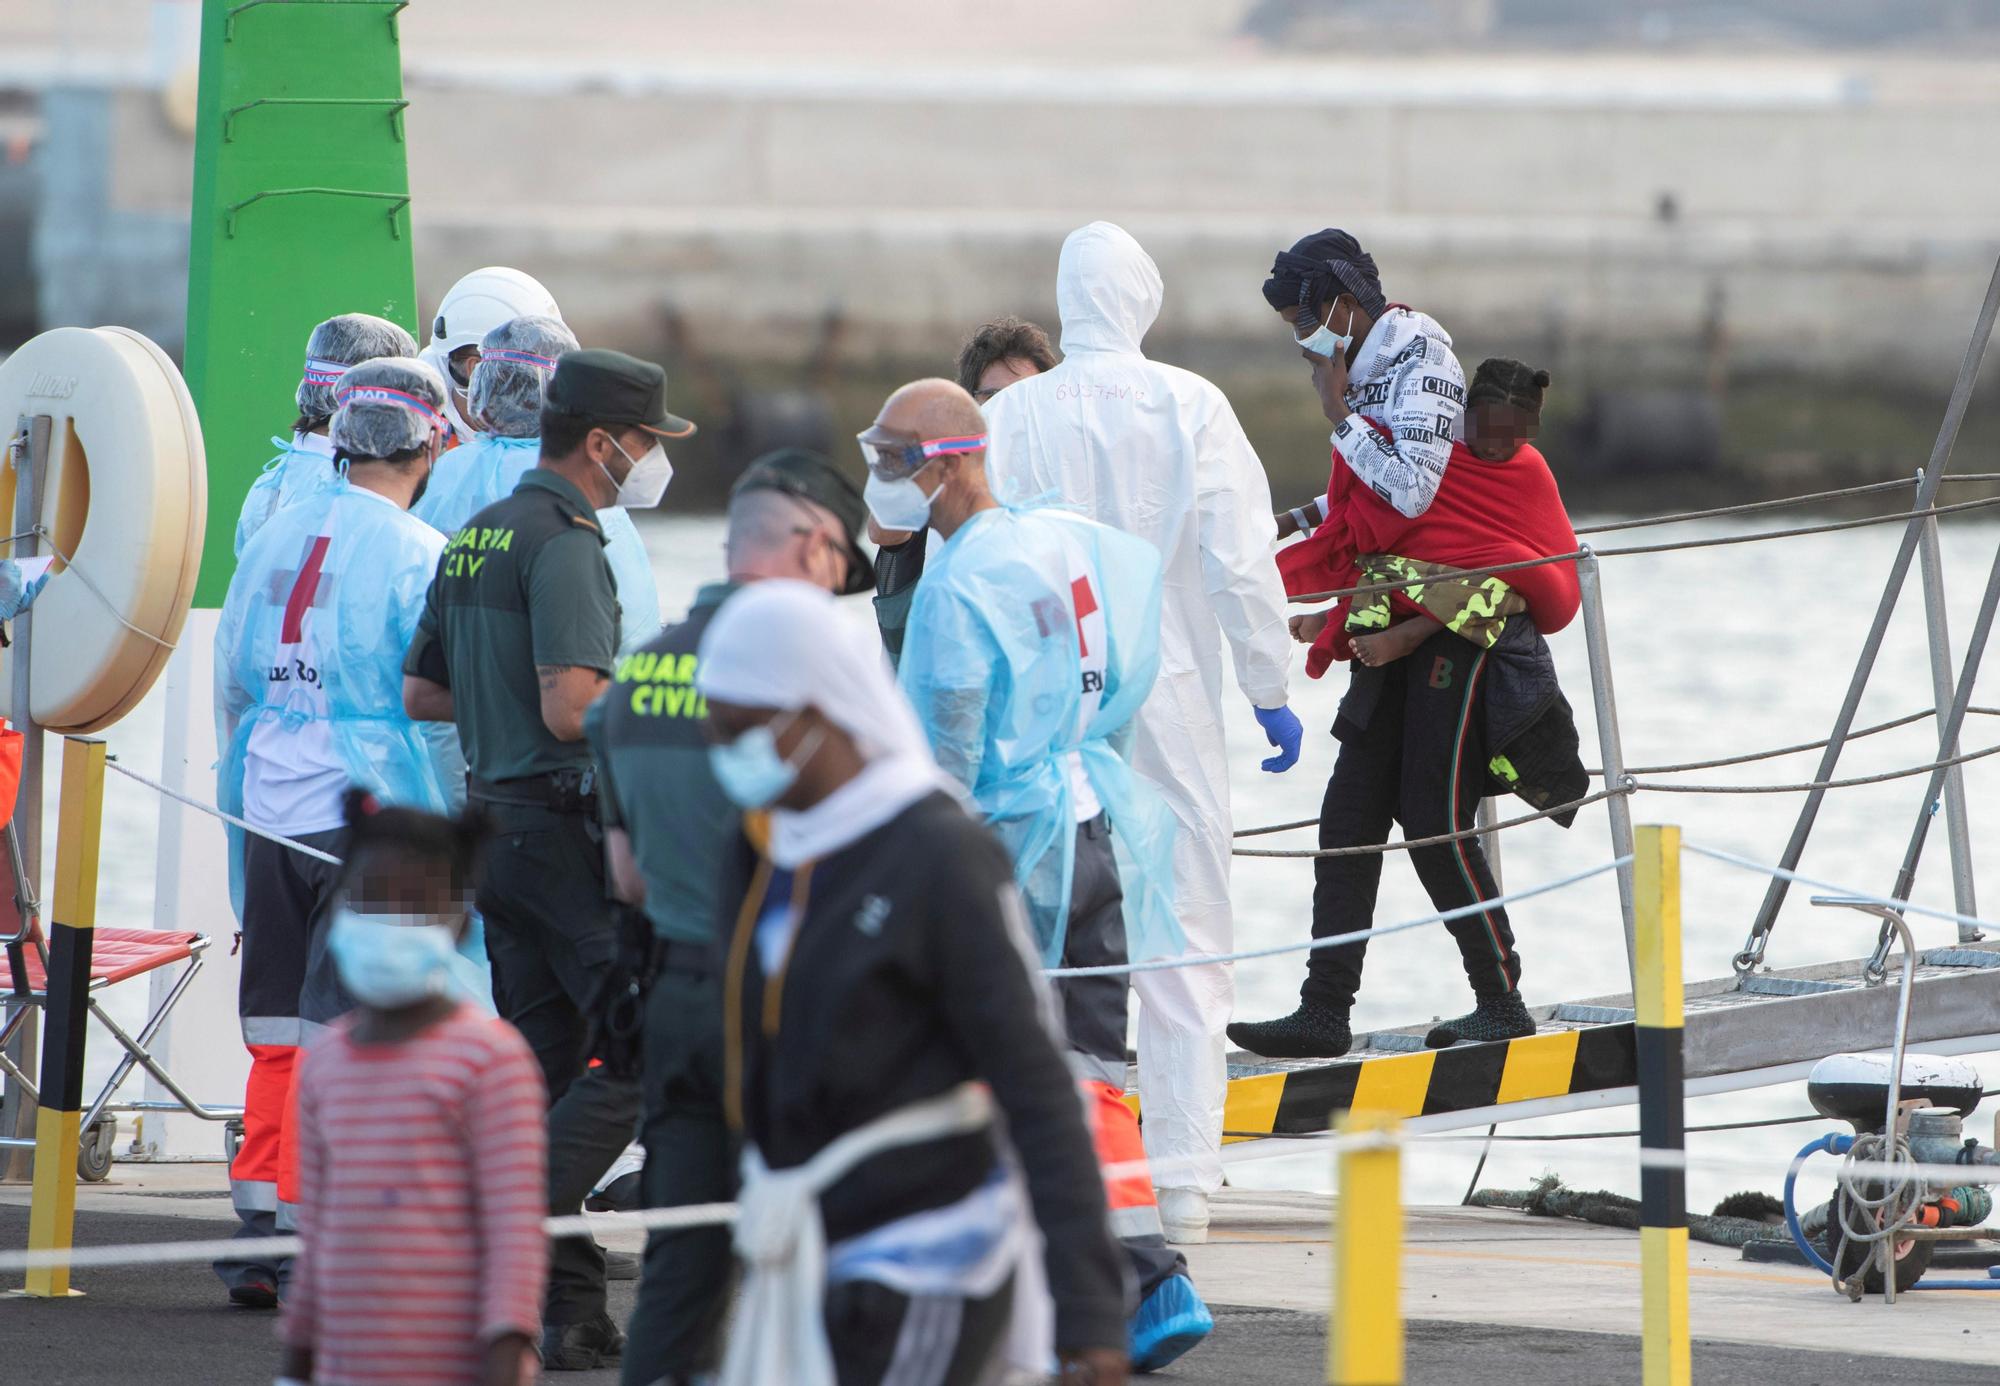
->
[281, 1004, 549, 1386]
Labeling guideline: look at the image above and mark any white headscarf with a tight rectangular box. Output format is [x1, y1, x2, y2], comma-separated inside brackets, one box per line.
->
[697, 580, 952, 867]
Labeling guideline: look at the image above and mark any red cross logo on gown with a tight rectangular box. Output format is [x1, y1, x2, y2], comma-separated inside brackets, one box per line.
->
[282, 536, 332, 643]
[1071, 575, 1099, 656]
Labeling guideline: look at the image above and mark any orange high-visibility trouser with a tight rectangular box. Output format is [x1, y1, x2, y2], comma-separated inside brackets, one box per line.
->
[233, 1043, 301, 1214]
[1083, 1078, 1164, 1238]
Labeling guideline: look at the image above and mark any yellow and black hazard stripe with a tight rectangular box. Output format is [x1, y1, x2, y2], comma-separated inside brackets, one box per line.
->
[1219, 1023, 1637, 1140]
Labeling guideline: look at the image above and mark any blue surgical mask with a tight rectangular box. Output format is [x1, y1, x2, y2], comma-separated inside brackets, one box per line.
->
[709, 711, 825, 810]
[327, 907, 461, 1009]
[1295, 300, 1357, 361]
[863, 470, 936, 533]
[441, 945, 497, 1015]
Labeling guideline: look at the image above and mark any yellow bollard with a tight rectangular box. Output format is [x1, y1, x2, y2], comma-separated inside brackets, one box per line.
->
[23, 737, 106, 1298]
[1327, 1108, 1402, 1386]
[1634, 824, 1690, 1386]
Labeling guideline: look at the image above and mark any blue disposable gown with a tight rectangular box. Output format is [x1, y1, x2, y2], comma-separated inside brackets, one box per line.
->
[234, 433, 342, 558]
[412, 432, 662, 651]
[215, 480, 453, 918]
[899, 505, 1179, 964]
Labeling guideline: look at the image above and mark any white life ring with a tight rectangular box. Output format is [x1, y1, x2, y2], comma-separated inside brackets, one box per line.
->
[0, 326, 206, 732]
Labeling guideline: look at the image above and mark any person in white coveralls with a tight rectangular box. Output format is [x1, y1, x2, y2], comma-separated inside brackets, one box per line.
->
[980, 221, 1302, 1244]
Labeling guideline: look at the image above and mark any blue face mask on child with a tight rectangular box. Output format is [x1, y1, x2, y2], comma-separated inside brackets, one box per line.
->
[708, 710, 825, 810]
[328, 907, 461, 1009]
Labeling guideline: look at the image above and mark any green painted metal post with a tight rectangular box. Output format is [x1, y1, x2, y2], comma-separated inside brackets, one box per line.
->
[183, 0, 418, 605]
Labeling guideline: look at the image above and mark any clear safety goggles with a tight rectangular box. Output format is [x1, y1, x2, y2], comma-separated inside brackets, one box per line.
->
[855, 424, 987, 482]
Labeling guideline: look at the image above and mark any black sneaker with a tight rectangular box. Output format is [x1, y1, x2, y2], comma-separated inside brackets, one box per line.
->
[227, 1280, 278, 1310]
[603, 1246, 641, 1281]
[541, 1312, 626, 1371]
[1227, 1003, 1352, 1059]
[1424, 992, 1535, 1048]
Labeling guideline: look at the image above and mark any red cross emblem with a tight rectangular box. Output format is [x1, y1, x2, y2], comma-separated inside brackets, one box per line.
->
[281, 536, 332, 643]
[1071, 575, 1099, 657]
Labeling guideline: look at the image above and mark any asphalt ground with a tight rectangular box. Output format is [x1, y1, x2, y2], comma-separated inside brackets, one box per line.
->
[2, 1205, 1993, 1384]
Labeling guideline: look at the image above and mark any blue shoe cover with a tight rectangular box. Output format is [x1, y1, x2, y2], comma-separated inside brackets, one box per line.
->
[1130, 1273, 1214, 1372]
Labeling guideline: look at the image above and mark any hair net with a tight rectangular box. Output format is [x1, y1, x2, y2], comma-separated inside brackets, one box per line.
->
[697, 580, 934, 765]
[330, 357, 450, 459]
[467, 314, 578, 438]
[297, 314, 419, 422]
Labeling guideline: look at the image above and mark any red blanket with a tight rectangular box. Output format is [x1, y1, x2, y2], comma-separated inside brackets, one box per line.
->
[1278, 432, 1579, 678]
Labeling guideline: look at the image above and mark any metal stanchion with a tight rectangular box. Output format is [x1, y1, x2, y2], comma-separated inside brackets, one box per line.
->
[1739, 248, 2000, 973]
[1, 414, 48, 1184]
[1577, 550, 1638, 983]
[1327, 1109, 1403, 1386]
[1634, 824, 1689, 1386]
[22, 737, 106, 1298]
[1914, 469, 1980, 940]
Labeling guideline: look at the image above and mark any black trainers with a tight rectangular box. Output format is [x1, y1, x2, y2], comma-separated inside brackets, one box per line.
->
[1227, 1002, 1352, 1059]
[1424, 991, 1535, 1048]
[541, 1311, 626, 1371]
[602, 1246, 641, 1281]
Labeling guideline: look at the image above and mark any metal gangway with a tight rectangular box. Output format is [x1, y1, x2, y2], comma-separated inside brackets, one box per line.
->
[1212, 252, 2000, 1140]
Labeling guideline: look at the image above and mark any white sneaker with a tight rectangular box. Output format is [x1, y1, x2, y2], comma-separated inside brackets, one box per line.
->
[1158, 1187, 1210, 1245]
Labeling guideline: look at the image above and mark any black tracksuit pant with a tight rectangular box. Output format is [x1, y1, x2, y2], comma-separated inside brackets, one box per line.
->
[620, 960, 735, 1385]
[1303, 627, 1521, 1012]
[476, 799, 644, 1330]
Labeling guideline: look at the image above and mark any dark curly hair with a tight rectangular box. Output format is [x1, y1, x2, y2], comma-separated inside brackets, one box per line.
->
[954, 316, 1057, 395]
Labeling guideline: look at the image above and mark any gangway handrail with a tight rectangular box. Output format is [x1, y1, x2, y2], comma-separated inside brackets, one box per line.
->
[1287, 494, 2000, 605]
[1572, 472, 2000, 537]
[1738, 248, 2000, 971]
[1592, 705, 2000, 779]
[1232, 784, 1632, 858]
[1046, 855, 1630, 977]
[1633, 739, 2000, 795]
[1687, 840, 2000, 940]
[1232, 731, 2000, 848]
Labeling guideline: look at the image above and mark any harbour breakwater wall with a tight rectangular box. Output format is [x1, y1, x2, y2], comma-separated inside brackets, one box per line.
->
[13, 60, 2000, 499]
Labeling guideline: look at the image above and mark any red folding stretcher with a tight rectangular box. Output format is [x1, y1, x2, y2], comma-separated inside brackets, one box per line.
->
[0, 820, 242, 1179]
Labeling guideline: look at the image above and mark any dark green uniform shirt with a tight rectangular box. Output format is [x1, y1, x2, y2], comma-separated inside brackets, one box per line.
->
[583, 581, 737, 943]
[405, 469, 621, 783]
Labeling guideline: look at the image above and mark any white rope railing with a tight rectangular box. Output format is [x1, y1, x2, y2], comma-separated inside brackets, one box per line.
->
[1685, 840, 2000, 938]
[1045, 854, 1629, 977]
[0, 1130, 1403, 1275]
[105, 758, 343, 866]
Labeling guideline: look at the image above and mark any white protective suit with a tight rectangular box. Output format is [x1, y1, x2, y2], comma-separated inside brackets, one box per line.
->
[981, 222, 1293, 1194]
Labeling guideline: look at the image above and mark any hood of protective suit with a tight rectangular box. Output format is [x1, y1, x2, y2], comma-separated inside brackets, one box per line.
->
[1056, 222, 1162, 356]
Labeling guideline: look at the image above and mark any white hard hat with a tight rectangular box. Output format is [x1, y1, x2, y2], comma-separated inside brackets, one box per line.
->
[427, 266, 563, 355]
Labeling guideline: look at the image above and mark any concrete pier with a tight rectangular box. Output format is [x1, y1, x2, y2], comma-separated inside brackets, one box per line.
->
[4, 1166, 1993, 1382]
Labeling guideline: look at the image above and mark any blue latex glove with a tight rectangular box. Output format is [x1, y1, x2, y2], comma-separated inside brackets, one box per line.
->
[0, 560, 49, 622]
[1253, 703, 1303, 773]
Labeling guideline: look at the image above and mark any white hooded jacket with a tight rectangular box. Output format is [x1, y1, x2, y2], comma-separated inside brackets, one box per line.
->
[982, 223, 1291, 709]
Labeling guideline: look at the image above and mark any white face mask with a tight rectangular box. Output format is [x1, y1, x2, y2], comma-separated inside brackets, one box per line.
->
[864, 470, 936, 533]
[1295, 299, 1357, 361]
[327, 908, 460, 1010]
[602, 435, 674, 509]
